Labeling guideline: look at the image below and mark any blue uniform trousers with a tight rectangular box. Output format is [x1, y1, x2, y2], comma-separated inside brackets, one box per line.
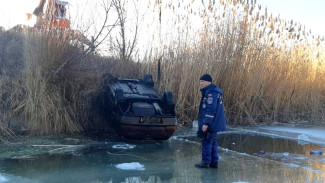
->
[201, 133, 218, 165]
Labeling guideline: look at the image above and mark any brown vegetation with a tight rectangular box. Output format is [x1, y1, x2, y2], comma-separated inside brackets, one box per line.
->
[1, 0, 325, 137]
[0, 29, 106, 135]
[0, 25, 144, 136]
[146, 0, 325, 126]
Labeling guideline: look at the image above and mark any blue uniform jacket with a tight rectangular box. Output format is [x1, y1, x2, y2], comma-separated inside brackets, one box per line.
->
[198, 83, 226, 133]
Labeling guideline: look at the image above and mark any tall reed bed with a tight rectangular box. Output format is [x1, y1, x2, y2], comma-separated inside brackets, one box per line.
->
[0, 27, 145, 136]
[0, 28, 106, 135]
[1, 0, 324, 137]
[18, 30, 87, 134]
[141, 0, 325, 125]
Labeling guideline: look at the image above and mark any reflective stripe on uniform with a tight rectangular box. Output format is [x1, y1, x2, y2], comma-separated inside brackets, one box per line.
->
[205, 114, 214, 118]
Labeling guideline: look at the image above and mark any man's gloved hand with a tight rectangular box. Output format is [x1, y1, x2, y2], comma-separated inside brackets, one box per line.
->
[196, 130, 207, 138]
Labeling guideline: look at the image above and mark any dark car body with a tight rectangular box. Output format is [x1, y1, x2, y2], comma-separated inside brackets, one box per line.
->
[103, 74, 177, 140]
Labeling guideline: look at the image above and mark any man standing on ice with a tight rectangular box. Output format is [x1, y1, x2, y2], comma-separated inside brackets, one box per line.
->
[195, 74, 227, 168]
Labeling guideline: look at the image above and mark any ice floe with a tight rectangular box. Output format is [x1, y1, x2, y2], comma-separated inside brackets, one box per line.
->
[115, 162, 145, 170]
[112, 144, 136, 150]
[0, 174, 8, 182]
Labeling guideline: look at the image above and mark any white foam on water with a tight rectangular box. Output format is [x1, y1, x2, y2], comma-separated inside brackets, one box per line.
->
[115, 162, 145, 170]
[112, 144, 136, 149]
[0, 174, 8, 182]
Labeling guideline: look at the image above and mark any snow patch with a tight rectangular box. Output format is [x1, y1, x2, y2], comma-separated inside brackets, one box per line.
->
[115, 162, 145, 170]
[303, 167, 323, 173]
[298, 134, 309, 141]
[321, 158, 325, 163]
[0, 174, 8, 182]
[192, 120, 198, 128]
[297, 134, 310, 145]
[297, 140, 310, 145]
[283, 152, 289, 156]
[112, 144, 136, 150]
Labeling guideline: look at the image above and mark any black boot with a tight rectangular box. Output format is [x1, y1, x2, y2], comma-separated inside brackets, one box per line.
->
[209, 162, 218, 168]
[195, 163, 209, 168]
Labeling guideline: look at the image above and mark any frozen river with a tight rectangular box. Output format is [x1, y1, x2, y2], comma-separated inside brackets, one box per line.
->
[0, 125, 325, 183]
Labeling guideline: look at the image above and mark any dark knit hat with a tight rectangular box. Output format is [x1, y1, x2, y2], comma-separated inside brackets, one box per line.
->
[200, 74, 212, 82]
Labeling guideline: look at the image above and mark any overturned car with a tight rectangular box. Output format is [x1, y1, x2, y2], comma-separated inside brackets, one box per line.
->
[102, 74, 177, 140]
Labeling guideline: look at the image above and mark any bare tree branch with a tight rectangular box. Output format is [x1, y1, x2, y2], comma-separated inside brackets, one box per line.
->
[53, 0, 117, 75]
[111, 0, 139, 62]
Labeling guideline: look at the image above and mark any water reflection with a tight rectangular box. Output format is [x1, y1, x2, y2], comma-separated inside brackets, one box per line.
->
[0, 141, 177, 183]
[218, 132, 325, 156]
[0, 132, 325, 183]
[218, 132, 325, 172]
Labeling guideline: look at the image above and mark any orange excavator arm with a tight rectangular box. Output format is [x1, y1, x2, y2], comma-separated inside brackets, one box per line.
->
[23, 0, 92, 48]
[33, 0, 46, 16]
[28, 0, 70, 29]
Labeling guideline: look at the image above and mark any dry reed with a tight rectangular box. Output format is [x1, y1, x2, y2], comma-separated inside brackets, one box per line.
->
[0, 26, 143, 136]
[140, 0, 325, 126]
[1, 0, 325, 137]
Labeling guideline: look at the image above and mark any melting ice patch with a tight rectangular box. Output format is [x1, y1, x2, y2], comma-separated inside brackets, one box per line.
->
[112, 144, 136, 149]
[303, 167, 323, 173]
[0, 174, 8, 182]
[116, 162, 145, 170]
[172, 136, 200, 144]
[286, 163, 299, 168]
[297, 134, 310, 145]
[298, 134, 309, 141]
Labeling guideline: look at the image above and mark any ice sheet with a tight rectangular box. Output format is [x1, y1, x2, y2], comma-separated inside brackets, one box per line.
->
[258, 126, 325, 140]
[228, 125, 325, 145]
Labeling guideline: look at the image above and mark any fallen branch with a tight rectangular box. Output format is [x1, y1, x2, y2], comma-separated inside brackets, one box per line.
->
[107, 151, 147, 160]
[48, 146, 80, 152]
[32, 145, 84, 147]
